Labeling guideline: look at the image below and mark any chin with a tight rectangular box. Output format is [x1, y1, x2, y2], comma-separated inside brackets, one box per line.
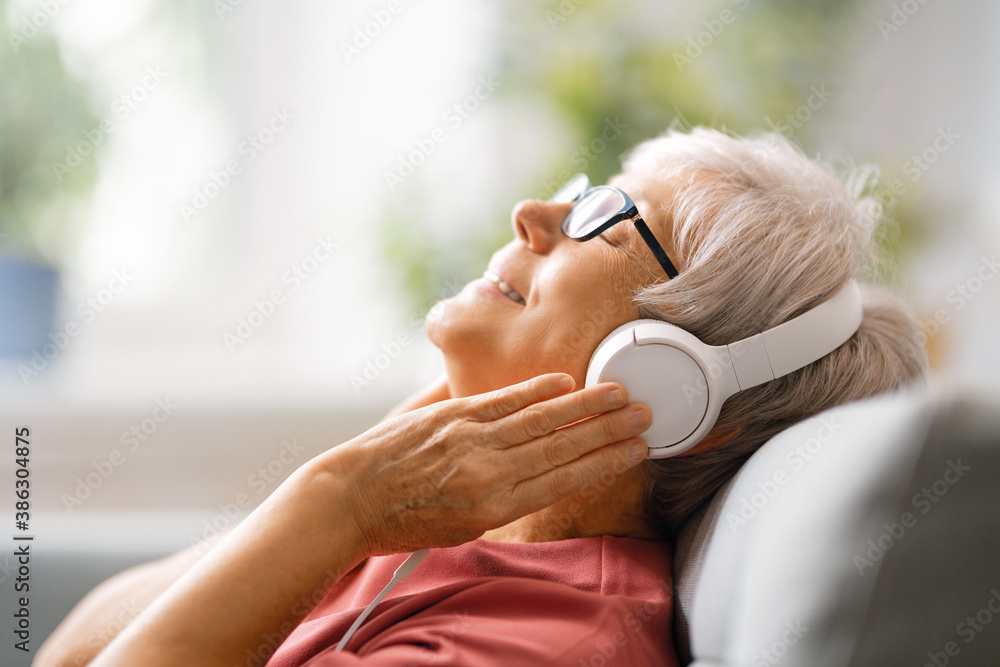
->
[425, 291, 471, 353]
[425, 291, 521, 397]
[426, 280, 501, 351]
[425, 282, 589, 397]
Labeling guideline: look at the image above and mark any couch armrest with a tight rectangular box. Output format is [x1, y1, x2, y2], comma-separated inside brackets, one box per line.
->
[674, 387, 1000, 666]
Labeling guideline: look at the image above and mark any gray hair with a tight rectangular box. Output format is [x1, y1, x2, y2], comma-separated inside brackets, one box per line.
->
[622, 127, 929, 540]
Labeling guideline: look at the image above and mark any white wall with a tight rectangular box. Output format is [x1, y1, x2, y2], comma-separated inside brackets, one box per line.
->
[814, 0, 1000, 388]
[1, 0, 996, 523]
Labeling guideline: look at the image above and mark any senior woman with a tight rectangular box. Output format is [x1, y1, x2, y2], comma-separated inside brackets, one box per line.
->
[37, 127, 926, 667]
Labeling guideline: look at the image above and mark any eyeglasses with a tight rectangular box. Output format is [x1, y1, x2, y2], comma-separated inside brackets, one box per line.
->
[551, 173, 679, 280]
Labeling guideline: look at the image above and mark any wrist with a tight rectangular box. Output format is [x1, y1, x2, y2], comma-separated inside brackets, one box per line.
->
[298, 444, 376, 562]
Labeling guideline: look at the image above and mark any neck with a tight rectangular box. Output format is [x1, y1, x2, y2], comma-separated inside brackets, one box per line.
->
[480, 466, 662, 544]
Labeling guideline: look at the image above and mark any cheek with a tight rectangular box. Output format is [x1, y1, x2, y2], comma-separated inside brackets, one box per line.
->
[535, 261, 640, 365]
[531, 295, 634, 377]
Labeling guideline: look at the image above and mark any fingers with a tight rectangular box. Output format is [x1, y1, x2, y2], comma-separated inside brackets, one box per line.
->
[509, 437, 649, 518]
[488, 381, 637, 447]
[465, 373, 576, 423]
[510, 401, 652, 479]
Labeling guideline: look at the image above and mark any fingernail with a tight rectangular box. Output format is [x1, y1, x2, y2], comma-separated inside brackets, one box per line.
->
[629, 406, 650, 429]
[558, 376, 575, 393]
[606, 389, 624, 407]
[628, 441, 647, 461]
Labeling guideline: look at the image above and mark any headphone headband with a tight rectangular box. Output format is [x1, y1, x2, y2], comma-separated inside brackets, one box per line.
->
[727, 280, 863, 391]
[586, 281, 864, 458]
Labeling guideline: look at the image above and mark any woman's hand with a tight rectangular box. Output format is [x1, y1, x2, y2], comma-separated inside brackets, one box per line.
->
[328, 373, 651, 557]
[87, 373, 649, 667]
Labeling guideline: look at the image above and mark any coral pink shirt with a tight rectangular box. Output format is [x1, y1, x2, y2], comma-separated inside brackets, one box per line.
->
[264, 535, 679, 667]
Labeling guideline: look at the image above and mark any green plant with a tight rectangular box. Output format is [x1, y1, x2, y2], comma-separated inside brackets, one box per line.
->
[0, 0, 98, 262]
[376, 0, 904, 313]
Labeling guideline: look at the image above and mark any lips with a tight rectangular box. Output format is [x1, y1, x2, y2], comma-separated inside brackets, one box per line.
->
[483, 268, 525, 305]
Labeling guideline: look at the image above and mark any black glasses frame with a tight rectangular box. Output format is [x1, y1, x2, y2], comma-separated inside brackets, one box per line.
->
[554, 174, 679, 280]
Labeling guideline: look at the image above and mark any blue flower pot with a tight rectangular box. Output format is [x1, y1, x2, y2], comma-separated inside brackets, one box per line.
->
[0, 255, 59, 357]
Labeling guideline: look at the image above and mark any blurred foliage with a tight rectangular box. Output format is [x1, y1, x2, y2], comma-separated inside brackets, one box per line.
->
[0, 0, 98, 263]
[0, 0, 217, 266]
[378, 0, 926, 311]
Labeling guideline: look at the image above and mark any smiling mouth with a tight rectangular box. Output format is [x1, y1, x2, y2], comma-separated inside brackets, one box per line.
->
[483, 269, 526, 305]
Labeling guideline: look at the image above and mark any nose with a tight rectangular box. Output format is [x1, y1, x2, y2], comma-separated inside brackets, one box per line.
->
[511, 199, 573, 253]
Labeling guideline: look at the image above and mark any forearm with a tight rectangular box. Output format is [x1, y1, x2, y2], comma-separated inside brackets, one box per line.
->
[90, 457, 366, 667]
[86, 374, 649, 665]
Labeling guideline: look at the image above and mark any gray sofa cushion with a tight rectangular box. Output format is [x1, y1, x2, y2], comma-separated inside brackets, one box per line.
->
[822, 391, 1000, 666]
[674, 387, 1000, 665]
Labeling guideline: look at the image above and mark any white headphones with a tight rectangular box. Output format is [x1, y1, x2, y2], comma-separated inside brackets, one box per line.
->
[586, 281, 863, 458]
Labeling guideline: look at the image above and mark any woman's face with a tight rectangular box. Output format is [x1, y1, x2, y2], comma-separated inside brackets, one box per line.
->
[427, 171, 676, 397]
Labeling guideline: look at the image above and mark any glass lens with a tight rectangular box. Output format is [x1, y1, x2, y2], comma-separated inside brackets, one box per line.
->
[549, 173, 589, 204]
[562, 189, 627, 238]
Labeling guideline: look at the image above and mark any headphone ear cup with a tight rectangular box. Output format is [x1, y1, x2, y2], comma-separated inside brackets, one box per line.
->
[586, 320, 717, 458]
[588, 319, 648, 363]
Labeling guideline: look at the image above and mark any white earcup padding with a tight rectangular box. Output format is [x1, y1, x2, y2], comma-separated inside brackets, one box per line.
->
[586, 320, 712, 457]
